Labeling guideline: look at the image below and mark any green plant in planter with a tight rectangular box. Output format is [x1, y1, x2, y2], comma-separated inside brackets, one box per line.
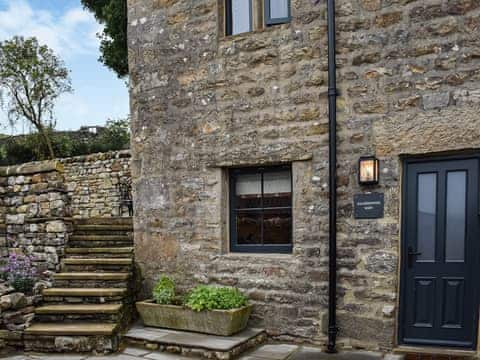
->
[185, 285, 248, 312]
[152, 276, 175, 305]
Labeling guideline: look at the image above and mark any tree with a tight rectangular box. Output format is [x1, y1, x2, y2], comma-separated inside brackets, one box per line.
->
[81, 0, 128, 78]
[0, 36, 72, 159]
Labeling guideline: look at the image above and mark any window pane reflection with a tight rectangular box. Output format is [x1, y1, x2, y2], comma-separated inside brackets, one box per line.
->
[445, 171, 466, 262]
[417, 173, 437, 262]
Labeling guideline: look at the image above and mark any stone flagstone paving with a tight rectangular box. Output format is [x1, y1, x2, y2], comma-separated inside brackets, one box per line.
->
[0, 345, 406, 360]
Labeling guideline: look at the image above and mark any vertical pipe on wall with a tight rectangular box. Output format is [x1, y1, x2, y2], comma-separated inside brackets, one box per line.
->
[326, 0, 338, 354]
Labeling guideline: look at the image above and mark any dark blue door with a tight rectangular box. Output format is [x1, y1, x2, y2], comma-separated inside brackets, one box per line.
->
[400, 157, 480, 349]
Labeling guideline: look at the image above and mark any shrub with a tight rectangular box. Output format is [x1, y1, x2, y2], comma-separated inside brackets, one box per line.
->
[2, 253, 37, 294]
[152, 276, 175, 305]
[185, 286, 248, 312]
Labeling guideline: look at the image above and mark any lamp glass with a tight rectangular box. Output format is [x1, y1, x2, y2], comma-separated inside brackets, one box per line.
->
[359, 158, 378, 184]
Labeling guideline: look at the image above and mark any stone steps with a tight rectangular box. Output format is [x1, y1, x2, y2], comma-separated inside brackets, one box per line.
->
[74, 218, 133, 226]
[26, 323, 117, 336]
[35, 304, 124, 323]
[35, 304, 123, 314]
[62, 258, 133, 272]
[42, 287, 127, 298]
[53, 272, 130, 281]
[63, 258, 133, 265]
[74, 224, 133, 234]
[69, 235, 132, 243]
[65, 247, 134, 256]
[26, 217, 135, 353]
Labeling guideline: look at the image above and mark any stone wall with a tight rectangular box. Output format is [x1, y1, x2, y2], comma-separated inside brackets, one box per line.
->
[0, 161, 71, 273]
[128, 0, 480, 351]
[62, 150, 131, 218]
[0, 150, 131, 271]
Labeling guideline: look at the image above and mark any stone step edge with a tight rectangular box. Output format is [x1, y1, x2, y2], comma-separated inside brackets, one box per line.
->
[35, 303, 123, 315]
[53, 272, 130, 280]
[63, 258, 133, 265]
[42, 288, 127, 297]
[65, 247, 134, 254]
[25, 322, 118, 336]
[69, 235, 132, 241]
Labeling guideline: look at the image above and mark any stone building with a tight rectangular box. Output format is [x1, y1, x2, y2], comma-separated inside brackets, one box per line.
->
[127, 0, 480, 354]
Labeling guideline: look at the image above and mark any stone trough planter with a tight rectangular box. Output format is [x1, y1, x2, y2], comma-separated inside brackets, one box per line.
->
[136, 300, 252, 336]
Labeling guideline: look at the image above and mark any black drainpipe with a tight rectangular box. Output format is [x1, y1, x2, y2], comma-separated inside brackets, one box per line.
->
[326, 0, 338, 354]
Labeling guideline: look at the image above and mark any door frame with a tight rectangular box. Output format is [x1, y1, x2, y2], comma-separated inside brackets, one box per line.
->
[398, 152, 480, 350]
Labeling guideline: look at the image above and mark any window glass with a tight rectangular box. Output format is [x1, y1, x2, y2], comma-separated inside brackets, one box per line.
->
[263, 209, 291, 244]
[417, 173, 437, 262]
[235, 173, 261, 208]
[237, 211, 262, 244]
[270, 0, 289, 19]
[230, 166, 292, 253]
[231, 0, 251, 35]
[263, 171, 291, 208]
[445, 171, 467, 262]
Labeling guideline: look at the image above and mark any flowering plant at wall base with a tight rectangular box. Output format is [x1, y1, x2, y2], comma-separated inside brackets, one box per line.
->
[0, 253, 38, 295]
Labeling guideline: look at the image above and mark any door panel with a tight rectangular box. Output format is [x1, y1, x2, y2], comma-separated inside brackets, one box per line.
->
[400, 157, 480, 349]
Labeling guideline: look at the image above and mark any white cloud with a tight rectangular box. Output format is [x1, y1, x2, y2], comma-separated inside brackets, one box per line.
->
[0, 0, 103, 59]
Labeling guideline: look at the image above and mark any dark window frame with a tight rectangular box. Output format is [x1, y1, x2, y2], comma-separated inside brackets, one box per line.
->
[229, 165, 293, 253]
[225, 0, 253, 36]
[264, 0, 291, 26]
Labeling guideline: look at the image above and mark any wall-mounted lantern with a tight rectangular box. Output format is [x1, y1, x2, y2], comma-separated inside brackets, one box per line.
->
[358, 156, 380, 185]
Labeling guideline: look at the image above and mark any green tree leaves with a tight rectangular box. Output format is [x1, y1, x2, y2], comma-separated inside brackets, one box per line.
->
[81, 0, 128, 78]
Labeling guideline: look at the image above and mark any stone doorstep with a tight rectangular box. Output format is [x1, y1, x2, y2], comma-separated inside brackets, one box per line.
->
[52, 272, 130, 280]
[42, 288, 127, 297]
[124, 326, 266, 357]
[394, 346, 476, 358]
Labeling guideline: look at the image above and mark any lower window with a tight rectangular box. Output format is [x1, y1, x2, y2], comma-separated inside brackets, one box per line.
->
[229, 165, 292, 253]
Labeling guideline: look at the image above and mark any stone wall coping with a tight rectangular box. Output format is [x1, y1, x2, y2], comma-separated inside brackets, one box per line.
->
[0, 161, 64, 177]
[60, 150, 131, 164]
[0, 150, 130, 177]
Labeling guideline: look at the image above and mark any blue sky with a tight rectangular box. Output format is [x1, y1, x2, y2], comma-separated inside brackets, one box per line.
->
[0, 0, 129, 134]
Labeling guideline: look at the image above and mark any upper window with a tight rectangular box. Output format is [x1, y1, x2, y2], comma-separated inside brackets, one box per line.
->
[225, 0, 291, 36]
[226, 0, 252, 36]
[229, 165, 292, 253]
[265, 0, 291, 25]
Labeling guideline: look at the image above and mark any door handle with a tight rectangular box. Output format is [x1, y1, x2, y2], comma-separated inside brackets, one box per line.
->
[407, 246, 422, 268]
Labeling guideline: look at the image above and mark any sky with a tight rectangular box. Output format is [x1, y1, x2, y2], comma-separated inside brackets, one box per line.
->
[0, 0, 130, 134]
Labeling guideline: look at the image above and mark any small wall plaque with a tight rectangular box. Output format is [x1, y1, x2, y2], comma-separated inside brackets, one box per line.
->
[354, 193, 384, 219]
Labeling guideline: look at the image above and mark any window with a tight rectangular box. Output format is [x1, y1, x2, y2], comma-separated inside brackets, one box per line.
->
[226, 0, 253, 36]
[229, 165, 292, 253]
[265, 0, 291, 25]
[225, 0, 291, 36]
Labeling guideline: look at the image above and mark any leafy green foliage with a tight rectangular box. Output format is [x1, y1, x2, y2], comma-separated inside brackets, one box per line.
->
[185, 286, 248, 312]
[0, 119, 130, 165]
[0, 36, 72, 158]
[81, 0, 128, 78]
[152, 276, 176, 305]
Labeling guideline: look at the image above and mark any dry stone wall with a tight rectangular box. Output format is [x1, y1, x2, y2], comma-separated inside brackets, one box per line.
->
[128, 0, 480, 351]
[62, 150, 132, 218]
[0, 151, 131, 271]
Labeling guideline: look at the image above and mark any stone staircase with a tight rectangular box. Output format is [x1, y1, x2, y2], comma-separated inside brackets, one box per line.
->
[24, 217, 135, 353]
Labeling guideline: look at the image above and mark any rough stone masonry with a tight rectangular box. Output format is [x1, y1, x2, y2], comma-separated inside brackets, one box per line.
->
[127, 0, 480, 351]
